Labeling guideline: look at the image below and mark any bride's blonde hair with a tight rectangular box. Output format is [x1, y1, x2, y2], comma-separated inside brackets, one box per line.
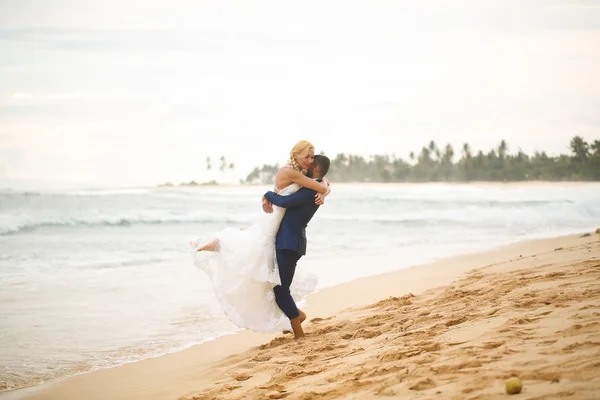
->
[289, 140, 314, 172]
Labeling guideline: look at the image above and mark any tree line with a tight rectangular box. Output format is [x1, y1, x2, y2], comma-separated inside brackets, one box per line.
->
[243, 136, 600, 184]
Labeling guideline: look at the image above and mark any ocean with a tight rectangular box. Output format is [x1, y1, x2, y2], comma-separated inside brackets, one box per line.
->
[1, 182, 599, 394]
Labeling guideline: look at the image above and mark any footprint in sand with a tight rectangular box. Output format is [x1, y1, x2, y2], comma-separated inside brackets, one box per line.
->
[252, 353, 272, 362]
[445, 316, 467, 327]
[562, 341, 600, 352]
[482, 340, 505, 349]
[310, 316, 334, 323]
[536, 339, 557, 346]
[409, 378, 436, 391]
[233, 373, 252, 381]
[266, 391, 290, 399]
[352, 328, 382, 339]
[557, 322, 600, 336]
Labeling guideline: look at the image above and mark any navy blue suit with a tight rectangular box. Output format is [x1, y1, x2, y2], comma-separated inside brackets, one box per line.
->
[264, 182, 322, 320]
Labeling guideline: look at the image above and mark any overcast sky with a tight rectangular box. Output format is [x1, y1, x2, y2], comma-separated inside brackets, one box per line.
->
[1, 0, 599, 188]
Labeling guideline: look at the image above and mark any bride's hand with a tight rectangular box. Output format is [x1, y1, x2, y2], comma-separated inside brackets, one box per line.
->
[262, 196, 273, 213]
[315, 186, 331, 205]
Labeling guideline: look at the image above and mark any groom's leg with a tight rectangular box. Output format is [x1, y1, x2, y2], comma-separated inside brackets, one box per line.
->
[274, 248, 305, 339]
[274, 249, 301, 320]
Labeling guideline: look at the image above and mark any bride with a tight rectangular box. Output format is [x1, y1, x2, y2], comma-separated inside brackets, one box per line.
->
[190, 140, 331, 332]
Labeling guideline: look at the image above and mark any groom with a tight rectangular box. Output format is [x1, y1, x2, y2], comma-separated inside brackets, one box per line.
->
[262, 155, 331, 339]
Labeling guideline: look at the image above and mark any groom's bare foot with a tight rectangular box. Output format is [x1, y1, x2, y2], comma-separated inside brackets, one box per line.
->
[290, 317, 305, 340]
[283, 310, 307, 334]
[289, 310, 306, 339]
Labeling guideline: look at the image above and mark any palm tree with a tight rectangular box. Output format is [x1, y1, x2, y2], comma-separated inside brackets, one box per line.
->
[498, 140, 508, 159]
[462, 143, 471, 159]
[459, 143, 472, 180]
[591, 140, 600, 157]
[419, 147, 432, 163]
[444, 144, 454, 162]
[442, 144, 455, 180]
[414, 146, 434, 181]
[428, 140, 439, 162]
[588, 140, 600, 179]
[570, 136, 589, 162]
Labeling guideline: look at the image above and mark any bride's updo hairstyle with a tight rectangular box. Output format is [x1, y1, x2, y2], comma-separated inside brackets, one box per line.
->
[289, 140, 314, 172]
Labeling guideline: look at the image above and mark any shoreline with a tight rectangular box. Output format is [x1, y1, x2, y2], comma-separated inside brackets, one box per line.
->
[6, 231, 600, 399]
[155, 181, 600, 189]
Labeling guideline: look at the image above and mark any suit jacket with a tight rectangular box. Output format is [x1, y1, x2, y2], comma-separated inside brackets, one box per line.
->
[263, 182, 322, 256]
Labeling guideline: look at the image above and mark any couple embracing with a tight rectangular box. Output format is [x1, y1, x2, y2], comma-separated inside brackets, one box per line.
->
[190, 140, 331, 339]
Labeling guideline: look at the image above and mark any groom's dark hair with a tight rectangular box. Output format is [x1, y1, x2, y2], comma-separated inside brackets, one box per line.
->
[313, 155, 330, 176]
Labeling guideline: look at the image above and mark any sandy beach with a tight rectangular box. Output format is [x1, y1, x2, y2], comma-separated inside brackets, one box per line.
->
[13, 232, 600, 400]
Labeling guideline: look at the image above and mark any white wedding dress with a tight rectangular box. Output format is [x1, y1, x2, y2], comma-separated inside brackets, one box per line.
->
[190, 182, 317, 332]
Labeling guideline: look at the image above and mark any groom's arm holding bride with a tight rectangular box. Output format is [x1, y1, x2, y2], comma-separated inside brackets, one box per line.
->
[262, 179, 328, 213]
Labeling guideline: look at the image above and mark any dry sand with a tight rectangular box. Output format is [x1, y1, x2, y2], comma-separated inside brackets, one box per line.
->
[17, 233, 600, 400]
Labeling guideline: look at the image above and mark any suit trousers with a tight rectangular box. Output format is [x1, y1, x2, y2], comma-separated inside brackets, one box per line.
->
[274, 249, 302, 320]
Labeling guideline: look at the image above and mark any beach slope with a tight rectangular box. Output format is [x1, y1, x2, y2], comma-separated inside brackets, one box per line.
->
[20, 233, 600, 400]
